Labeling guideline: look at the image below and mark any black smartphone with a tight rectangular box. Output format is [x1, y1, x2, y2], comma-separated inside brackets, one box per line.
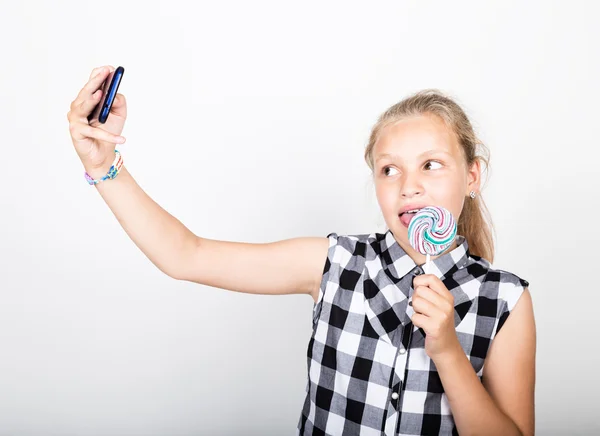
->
[88, 66, 125, 124]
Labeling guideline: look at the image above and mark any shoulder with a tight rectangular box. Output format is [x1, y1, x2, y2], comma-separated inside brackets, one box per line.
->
[465, 256, 531, 335]
[482, 265, 529, 290]
[313, 231, 383, 302]
[322, 231, 386, 261]
[462, 254, 529, 307]
[324, 231, 383, 245]
[455, 252, 530, 334]
[311, 231, 381, 320]
[484, 265, 529, 312]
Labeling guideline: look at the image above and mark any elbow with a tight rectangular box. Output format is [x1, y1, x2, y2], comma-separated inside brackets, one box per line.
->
[168, 270, 186, 281]
[461, 417, 528, 436]
[509, 418, 531, 436]
[167, 261, 190, 282]
[168, 235, 201, 282]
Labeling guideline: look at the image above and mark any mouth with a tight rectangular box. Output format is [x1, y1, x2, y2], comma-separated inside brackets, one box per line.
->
[398, 207, 425, 228]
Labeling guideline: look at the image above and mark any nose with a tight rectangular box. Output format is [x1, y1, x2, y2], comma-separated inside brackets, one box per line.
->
[401, 172, 423, 198]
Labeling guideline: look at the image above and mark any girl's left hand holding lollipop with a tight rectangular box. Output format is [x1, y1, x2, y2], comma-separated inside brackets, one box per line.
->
[411, 274, 462, 360]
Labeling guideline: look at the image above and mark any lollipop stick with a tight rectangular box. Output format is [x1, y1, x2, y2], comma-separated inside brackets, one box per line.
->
[424, 253, 430, 274]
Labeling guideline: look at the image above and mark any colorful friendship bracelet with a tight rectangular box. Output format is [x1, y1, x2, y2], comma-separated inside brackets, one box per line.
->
[84, 149, 123, 185]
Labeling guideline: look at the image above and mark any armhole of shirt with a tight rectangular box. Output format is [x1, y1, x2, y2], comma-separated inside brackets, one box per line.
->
[495, 274, 530, 336]
[312, 232, 339, 329]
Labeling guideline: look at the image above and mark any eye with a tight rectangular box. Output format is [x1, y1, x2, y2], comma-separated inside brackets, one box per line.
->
[424, 160, 442, 170]
[382, 166, 399, 177]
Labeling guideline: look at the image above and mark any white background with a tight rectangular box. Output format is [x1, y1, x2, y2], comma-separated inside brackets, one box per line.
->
[1, 1, 598, 434]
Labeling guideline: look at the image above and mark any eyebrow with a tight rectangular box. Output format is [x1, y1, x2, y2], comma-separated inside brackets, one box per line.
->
[374, 150, 453, 163]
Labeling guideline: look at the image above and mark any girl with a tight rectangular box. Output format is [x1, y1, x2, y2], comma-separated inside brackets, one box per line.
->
[67, 66, 535, 436]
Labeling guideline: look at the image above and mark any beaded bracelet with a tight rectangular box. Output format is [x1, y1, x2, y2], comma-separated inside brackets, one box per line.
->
[84, 149, 124, 185]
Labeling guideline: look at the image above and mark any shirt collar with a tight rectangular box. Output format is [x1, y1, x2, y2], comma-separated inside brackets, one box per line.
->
[380, 229, 470, 281]
[364, 229, 474, 348]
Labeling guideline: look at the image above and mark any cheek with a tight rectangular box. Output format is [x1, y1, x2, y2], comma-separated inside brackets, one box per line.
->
[375, 185, 396, 212]
[429, 179, 456, 197]
[427, 178, 464, 218]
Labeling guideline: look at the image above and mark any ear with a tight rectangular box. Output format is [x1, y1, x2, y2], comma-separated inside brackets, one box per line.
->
[466, 158, 482, 196]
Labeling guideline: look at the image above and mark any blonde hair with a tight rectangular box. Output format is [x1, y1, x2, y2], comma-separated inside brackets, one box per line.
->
[364, 89, 495, 263]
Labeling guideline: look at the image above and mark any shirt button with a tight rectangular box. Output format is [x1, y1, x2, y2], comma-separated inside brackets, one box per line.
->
[391, 392, 399, 400]
[399, 348, 406, 355]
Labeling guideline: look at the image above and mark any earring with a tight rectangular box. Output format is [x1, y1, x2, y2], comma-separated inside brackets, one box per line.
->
[469, 191, 476, 199]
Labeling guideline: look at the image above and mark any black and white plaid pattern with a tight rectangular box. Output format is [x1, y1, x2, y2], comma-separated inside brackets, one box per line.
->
[297, 230, 528, 435]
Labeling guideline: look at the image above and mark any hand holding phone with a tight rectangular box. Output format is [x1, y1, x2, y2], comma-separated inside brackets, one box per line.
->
[87, 66, 125, 124]
[67, 65, 128, 174]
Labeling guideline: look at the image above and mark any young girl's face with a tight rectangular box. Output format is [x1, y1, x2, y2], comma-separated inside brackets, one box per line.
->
[373, 114, 480, 262]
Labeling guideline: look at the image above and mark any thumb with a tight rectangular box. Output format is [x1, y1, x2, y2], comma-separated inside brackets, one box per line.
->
[112, 93, 126, 109]
[110, 93, 127, 118]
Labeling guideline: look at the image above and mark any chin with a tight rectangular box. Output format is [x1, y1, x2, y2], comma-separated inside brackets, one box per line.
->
[388, 219, 406, 237]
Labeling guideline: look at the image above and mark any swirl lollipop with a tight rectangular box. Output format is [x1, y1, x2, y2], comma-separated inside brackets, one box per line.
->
[408, 205, 457, 274]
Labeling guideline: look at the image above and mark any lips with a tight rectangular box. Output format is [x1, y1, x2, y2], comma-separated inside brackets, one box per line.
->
[398, 204, 428, 228]
[399, 211, 419, 228]
[399, 204, 428, 216]
[400, 208, 422, 216]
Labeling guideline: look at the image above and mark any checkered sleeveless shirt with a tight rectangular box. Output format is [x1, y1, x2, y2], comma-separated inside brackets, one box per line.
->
[297, 230, 528, 436]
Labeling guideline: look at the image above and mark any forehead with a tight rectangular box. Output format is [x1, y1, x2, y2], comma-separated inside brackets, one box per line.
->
[374, 114, 460, 159]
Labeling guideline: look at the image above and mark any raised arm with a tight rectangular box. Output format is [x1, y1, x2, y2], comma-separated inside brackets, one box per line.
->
[68, 65, 329, 300]
[179, 236, 329, 299]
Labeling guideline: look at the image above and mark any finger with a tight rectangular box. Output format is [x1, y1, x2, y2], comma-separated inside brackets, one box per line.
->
[411, 294, 444, 318]
[67, 88, 102, 124]
[111, 93, 126, 109]
[413, 286, 450, 311]
[412, 313, 434, 332]
[81, 67, 112, 97]
[109, 93, 127, 118]
[70, 74, 107, 117]
[71, 67, 112, 113]
[70, 121, 126, 144]
[88, 65, 115, 80]
[112, 94, 127, 112]
[78, 88, 103, 116]
[67, 90, 100, 124]
[413, 274, 453, 300]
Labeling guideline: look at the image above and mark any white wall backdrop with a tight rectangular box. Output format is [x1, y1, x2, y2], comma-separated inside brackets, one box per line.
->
[1, 1, 598, 435]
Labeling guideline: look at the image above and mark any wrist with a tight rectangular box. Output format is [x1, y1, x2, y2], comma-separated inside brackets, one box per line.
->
[84, 149, 124, 185]
[430, 339, 465, 367]
[84, 161, 114, 180]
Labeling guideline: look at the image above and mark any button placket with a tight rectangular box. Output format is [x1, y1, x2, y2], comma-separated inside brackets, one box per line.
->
[384, 321, 413, 434]
[408, 266, 422, 307]
[394, 326, 413, 418]
[391, 346, 409, 408]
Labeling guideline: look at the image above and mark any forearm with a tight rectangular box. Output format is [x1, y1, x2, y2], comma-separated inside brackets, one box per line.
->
[434, 344, 522, 436]
[86, 164, 197, 279]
